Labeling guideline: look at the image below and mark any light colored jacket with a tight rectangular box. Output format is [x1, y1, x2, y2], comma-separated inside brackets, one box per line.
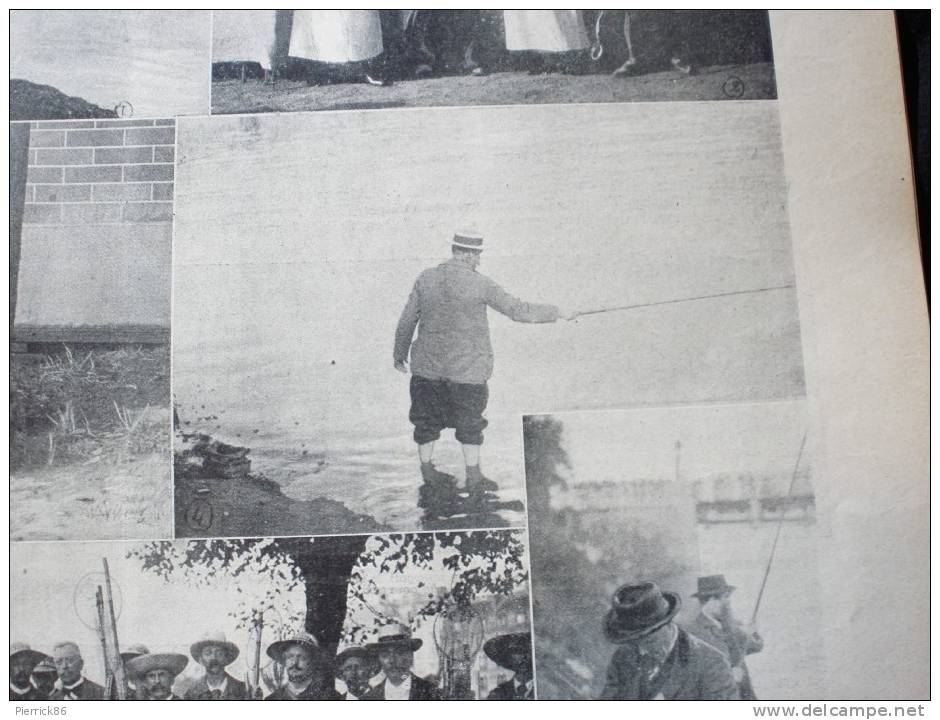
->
[394, 259, 559, 385]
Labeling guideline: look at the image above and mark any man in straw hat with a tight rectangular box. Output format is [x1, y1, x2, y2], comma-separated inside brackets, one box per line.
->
[125, 652, 189, 700]
[49, 642, 104, 700]
[482, 632, 534, 700]
[362, 623, 441, 700]
[108, 643, 149, 700]
[265, 632, 341, 700]
[686, 574, 764, 700]
[335, 646, 378, 700]
[395, 230, 573, 505]
[600, 582, 737, 700]
[10, 643, 50, 700]
[184, 632, 248, 700]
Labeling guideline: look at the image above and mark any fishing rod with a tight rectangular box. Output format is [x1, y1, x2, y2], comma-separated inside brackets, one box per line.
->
[750, 432, 808, 625]
[570, 283, 795, 320]
[102, 558, 127, 700]
[94, 587, 113, 701]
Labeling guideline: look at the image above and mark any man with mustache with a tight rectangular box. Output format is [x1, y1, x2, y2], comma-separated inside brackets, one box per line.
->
[600, 582, 737, 700]
[10, 643, 49, 701]
[184, 632, 248, 700]
[363, 624, 441, 700]
[335, 646, 378, 700]
[265, 632, 341, 700]
[125, 653, 189, 701]
[48, 642, 105, 700]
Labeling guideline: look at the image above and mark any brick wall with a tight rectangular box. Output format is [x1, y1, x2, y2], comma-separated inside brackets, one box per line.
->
[23, 118, 175, 226]
[13, 117, 174, 332]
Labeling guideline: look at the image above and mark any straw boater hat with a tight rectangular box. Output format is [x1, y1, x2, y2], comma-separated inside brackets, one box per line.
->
[366, 623, 423, 653]
[125, 652, 189, 679]
[32, 658, 57, 676]
[120, 643, 150, 663]
[691, 574, 736, 600]
[266, 631, 325, 663]
[333, 646, 377, 678]
[10, 642, 49, 668]
[603, 582, 681, 644]
[483, 632, 532, 670]
[190, 631, 239, 665]
[452, 230, 484, 252]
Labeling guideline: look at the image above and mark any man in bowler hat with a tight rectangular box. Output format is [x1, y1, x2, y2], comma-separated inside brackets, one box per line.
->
[10, 643, 50, 700]
[600, 582, 737, 700]
[184, 632, 249, 700]
[265, 632, 341, 700]
[687, 574, 764, 700]
[483, 632, 534, 699]
[125, 653, 189, 700]
[395, 231, 571, 504]
[363, 624, 441, 699]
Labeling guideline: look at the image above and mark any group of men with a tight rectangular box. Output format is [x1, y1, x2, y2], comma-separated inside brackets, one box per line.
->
[214, 10, 712, 86]
[600, 575, 764, 700]
[10, 624, 533, 702]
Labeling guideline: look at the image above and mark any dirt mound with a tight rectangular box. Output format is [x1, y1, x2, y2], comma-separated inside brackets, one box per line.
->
[11, 78, 117, 120]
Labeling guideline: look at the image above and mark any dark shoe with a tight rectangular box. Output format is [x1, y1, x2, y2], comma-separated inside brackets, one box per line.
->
[421, 462, 455, 486]
[465, 465, 498, 493]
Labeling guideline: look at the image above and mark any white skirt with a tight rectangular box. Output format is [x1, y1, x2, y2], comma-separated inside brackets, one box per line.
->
[212, 10, 278, 70]
[289, 10, 383, 63]
[504, 10, 589, 52]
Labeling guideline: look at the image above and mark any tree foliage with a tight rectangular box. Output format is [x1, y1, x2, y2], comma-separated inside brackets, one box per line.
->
[128, 530, 528, 646]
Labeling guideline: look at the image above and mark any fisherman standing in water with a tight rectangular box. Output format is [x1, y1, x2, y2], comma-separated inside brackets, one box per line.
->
[394, 231, 571, 505]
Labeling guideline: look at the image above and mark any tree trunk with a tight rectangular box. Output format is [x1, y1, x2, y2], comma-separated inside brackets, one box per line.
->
[277, 534, 369, 657]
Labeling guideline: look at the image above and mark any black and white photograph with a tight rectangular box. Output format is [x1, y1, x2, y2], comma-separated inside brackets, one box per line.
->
[523, 402, 820, 699]
[10, 530, 533, 700]
[210, 10, 776, 115]
[10, 118, 175, 541]
[171, 98, 803, 538]
[10, 11, 211, 121]
[6, 9, 930, 706]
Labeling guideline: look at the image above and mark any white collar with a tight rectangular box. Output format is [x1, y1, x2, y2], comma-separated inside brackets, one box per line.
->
[513, 676, 534, 693]
[10, 683, 32, 694]
[58, 677, 85, 691]
[205, 674, 228, 692]
[384, 673, 412, 699]
[285, 680, 312, 697]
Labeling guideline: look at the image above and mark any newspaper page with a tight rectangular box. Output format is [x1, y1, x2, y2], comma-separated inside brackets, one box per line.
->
[7, 8, 928, 708]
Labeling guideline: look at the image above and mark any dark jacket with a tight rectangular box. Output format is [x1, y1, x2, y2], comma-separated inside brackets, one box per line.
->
[687, 612, 763, 700]
[183, 674, 250, 700]
[487, 678, 533, 700]
[363, 674, 442, 700]
[600, 628, 738, 700]
[49, 678, 106, 701]
[394, 259, 560, 385]
[265, 683, 343, 700]
[10, 686, 47, 701]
